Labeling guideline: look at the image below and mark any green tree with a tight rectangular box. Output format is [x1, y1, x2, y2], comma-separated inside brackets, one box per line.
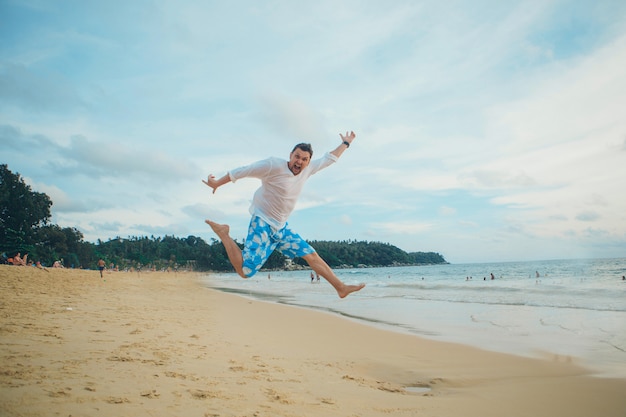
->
[32, 224, 90, 267]
[0, 164, 52, 254]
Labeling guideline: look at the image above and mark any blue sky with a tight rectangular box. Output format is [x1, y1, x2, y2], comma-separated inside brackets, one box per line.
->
[1, 0, 625, 263]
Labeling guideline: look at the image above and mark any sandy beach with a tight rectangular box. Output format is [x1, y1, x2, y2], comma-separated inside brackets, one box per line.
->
[1, 265, 625, 417]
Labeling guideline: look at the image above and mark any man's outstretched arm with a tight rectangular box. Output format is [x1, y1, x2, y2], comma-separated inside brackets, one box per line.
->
[330, 131, 356, 159]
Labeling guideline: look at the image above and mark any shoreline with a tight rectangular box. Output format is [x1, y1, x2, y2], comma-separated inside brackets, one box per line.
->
[1, 265, 625, 416]
[203, 265, 626, 380]
[207, 280, 626, 380]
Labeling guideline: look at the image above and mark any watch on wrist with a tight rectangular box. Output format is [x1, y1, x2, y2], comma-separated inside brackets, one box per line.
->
[342, 141, 350, 148]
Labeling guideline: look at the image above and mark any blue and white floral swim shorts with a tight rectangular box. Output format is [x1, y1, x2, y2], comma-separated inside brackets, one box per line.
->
[242, 216, 315, 277]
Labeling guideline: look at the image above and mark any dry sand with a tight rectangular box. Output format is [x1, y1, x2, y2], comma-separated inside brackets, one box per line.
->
[1, 265, 625, 417]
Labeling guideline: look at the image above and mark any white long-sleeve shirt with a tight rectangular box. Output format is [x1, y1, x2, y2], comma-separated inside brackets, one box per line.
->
[228, 152, 338, 229]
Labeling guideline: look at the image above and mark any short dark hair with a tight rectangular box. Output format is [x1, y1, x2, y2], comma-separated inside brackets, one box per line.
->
[291, 143, 313, 158]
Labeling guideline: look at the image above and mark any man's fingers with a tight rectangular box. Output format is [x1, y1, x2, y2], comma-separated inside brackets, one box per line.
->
[340, 131, 356, 140]
[203, 175, 215, 186]
[202, 177, 218, 194]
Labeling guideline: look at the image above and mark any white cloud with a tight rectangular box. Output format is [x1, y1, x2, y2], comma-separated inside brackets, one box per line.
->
[257, 94, 329, 142]
[369, 221, 434, 235]
[487, 33, 626, 154]
[0, 62, 85, 111]
[23, 178, 85, 212]
[64, 135, 201, 180]
[439, 206, 457, 216]
[576, 211, 601, 222]
[338, 214, 353, 226]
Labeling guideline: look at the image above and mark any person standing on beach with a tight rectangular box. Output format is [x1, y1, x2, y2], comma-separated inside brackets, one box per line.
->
[203, 131, 365, 299]
[97, 259, 105, 278]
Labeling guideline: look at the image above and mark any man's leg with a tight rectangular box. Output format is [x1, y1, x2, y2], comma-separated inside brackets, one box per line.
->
[205, 220, 245, 278]
[302, 252, 365, 298]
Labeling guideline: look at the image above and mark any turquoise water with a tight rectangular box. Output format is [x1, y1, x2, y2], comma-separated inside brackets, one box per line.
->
[201, 258, 626, 378]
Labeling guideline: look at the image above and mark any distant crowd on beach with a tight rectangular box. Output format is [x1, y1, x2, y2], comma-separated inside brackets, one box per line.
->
[1, 252, 69, 271]
[2, 253, 192, 277]
[1, 252, 100, 271]
[1, 252, 117, 272]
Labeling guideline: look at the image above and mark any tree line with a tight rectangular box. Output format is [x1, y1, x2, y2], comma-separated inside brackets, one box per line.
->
[1, 164, 447, 271]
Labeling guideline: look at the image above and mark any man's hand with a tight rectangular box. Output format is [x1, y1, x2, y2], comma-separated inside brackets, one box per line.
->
[331, 131, 356, 158]
[340, 131, 356, 146]
[203, 173, 231, 194]
[202, 174, 218, 194]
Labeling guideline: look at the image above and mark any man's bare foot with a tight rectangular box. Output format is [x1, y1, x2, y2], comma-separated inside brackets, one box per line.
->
[338, 283, 366, 299]
[205, 220, 230, 238]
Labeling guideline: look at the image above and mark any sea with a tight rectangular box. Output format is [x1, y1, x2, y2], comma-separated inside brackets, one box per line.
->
[200, 258, 626, 378]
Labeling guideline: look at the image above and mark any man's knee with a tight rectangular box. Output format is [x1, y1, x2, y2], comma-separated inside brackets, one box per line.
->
[240, 264, 257, 279]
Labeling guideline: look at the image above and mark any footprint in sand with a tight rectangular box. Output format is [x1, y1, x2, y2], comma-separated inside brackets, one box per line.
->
[140, 389, 160, 398]
[264, 388, 294, 405]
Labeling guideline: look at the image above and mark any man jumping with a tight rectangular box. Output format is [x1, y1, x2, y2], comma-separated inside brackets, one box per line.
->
[203, 131, 365, 298]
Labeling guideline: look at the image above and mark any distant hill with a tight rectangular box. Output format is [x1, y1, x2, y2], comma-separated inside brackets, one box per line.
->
[291, 240, 447, 269]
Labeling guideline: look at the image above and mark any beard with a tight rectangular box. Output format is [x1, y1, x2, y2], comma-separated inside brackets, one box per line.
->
[288, 162, 302, 175]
